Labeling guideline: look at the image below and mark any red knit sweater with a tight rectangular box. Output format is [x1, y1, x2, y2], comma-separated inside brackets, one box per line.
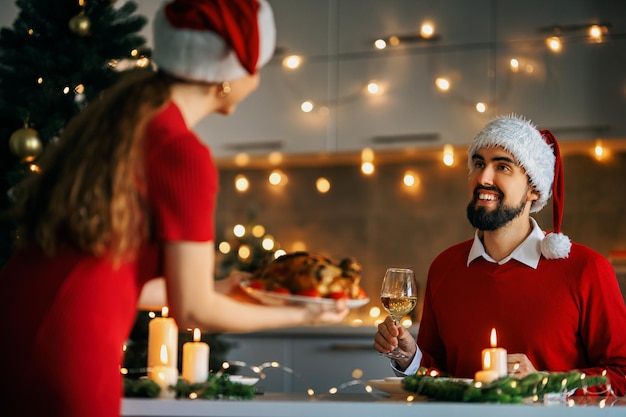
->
[417, 239, 626, 395]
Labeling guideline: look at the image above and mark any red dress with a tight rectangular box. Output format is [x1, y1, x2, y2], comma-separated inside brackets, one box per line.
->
[0, 102, 217, 416]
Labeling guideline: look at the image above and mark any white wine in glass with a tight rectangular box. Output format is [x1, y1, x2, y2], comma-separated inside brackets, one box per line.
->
[380, 267, 417, 359]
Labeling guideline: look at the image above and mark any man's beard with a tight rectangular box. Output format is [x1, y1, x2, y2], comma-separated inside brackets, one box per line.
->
[466, 187, 527, 231]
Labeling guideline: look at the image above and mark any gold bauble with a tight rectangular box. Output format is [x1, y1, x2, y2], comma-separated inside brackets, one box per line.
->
[69, 12, 91, 36]
[9, 127, 43, 162]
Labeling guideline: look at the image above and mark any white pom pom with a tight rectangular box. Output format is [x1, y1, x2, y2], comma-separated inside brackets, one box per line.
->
[541, 232, 571, 259]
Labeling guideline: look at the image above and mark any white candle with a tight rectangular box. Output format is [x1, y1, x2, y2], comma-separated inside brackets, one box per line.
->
[182, 328, 210, 384]
[151, 364, 178, 399]
[480, 328, 507, 378]
[474, 350, 501, 384]
[147, 307, 178, 378]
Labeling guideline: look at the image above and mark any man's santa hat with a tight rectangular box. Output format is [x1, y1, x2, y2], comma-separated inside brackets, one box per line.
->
[467, 114, 571, 259]
[153, 0, 276, 83]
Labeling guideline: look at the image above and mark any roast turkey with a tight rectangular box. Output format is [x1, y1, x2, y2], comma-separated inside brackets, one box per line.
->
[252, 251, 363, 298]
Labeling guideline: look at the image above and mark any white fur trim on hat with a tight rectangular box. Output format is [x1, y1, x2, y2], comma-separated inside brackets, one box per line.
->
[467, 114, 555, 213]
[152, 0, 276, 83]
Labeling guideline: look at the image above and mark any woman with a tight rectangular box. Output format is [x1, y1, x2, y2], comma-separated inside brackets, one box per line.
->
[0, 1, 348, 416]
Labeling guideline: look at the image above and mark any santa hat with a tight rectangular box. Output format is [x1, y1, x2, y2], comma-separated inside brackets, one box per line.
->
[153, 0, 276, 83]
[467, 114, 571, 259]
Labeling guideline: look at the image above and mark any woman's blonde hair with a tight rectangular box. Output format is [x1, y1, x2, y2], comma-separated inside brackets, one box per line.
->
[11, 70, 174, 265]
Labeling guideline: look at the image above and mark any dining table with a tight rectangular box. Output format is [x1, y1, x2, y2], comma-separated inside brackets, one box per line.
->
[122, 393, 626, 417]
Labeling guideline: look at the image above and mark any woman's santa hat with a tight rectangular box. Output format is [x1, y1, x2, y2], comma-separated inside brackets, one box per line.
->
[152, 0, 276, 82]
[467, 114, 571, 259]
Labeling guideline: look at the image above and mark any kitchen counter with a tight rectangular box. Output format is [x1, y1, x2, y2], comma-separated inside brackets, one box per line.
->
[122, 393, 626, 417]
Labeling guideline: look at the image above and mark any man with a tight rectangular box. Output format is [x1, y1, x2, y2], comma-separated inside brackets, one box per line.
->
[374, 114, 626, 396]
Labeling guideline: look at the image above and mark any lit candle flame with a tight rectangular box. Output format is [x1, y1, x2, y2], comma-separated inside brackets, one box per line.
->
[193, 328, 201, 342]
[490, 328, 498, 347]
[161, 306, 169, 318]
[159, 344, 168, 364]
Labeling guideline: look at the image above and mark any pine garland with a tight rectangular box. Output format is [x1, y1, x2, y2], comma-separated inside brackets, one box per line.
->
[123, 373, 256, 400]
[402, 370, 609, 403]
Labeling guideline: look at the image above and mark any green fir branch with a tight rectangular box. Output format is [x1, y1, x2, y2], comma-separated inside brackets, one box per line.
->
[402, 370, 609, 403]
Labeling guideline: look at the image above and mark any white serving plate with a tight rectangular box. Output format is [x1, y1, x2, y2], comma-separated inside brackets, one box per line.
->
[239, 281, 369, 308]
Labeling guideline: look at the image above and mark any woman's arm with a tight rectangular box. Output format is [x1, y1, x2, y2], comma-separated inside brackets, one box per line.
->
[149, 240, 348, 333]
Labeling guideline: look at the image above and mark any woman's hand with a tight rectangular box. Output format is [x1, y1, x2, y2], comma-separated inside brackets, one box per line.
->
[302, 298, 350, 325]
[507, 353, 538, 378]
[373, 316, 416, 368]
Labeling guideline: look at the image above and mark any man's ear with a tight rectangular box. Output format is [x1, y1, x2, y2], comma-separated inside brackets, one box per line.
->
[527, 186, 540, 203]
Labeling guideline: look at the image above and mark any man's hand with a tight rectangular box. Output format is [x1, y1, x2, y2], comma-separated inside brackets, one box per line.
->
[373, 316, 416, 369]
[507, 353, 538, 378]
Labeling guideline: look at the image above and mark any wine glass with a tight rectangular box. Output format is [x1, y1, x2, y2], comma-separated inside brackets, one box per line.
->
[380, 267, 418, 359]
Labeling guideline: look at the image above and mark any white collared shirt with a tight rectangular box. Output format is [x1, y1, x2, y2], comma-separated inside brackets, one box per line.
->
[467, 217, 545, 269]
[391, 218, 546, 376]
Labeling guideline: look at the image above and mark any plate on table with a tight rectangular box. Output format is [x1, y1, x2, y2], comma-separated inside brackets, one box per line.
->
[239, 281, 369, 308]
[367, 379, 415, 398]
[227, 375, 259, 386]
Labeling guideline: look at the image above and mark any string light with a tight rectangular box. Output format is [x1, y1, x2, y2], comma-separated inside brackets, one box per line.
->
[361, 161, 375, 175]
[403, 170, 417, 187]
[546, 36, 562, 52]
[443, 144, 455, 166]
[238, 245, 251, 260]
[233, 224, 245, 238]
[316, 177, 331, 193]
[261, 236, 275, 250]
[300, 101, 314, 113]
[510, 58, 520, 72]
[251, 225, 265, 238]
[476, 102, 487, 113]
[268, 169, 287, 186]
[589, 25, 602, 40]
[593, 140, 610, 161]
[234, 174, 249, 192]
[282, 55, 302, 69]
[420, 21, 435, 39]
[388, 35, 400, 46]
[268, 151, 283, 165]
[374, 39, 387, 49]
[361, 147, 374, 163]
[136, 57, 150, 68]
[234, 153, 250, 167]
[435, 77, 450, 91]
[291, 241, 307, 252]
[366, 81, 383, 95]
[218, 241, 231, 254]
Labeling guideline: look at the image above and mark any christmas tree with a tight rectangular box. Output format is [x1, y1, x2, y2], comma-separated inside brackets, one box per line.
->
[0, 0, 151, 266]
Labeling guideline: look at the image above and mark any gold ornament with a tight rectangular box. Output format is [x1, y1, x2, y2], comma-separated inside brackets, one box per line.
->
[69, 12, 91, 36]
[9, 126, 43, 162]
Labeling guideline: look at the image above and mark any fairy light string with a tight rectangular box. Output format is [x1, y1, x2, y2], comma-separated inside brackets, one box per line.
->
[122, 359, 617, 406]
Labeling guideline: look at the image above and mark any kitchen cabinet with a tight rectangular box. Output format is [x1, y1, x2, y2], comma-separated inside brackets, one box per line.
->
[221, 326, 402, 394]
[111, 0, 625, 158]
[199, 0, 626, 158]
[491, 1, 626, 140]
